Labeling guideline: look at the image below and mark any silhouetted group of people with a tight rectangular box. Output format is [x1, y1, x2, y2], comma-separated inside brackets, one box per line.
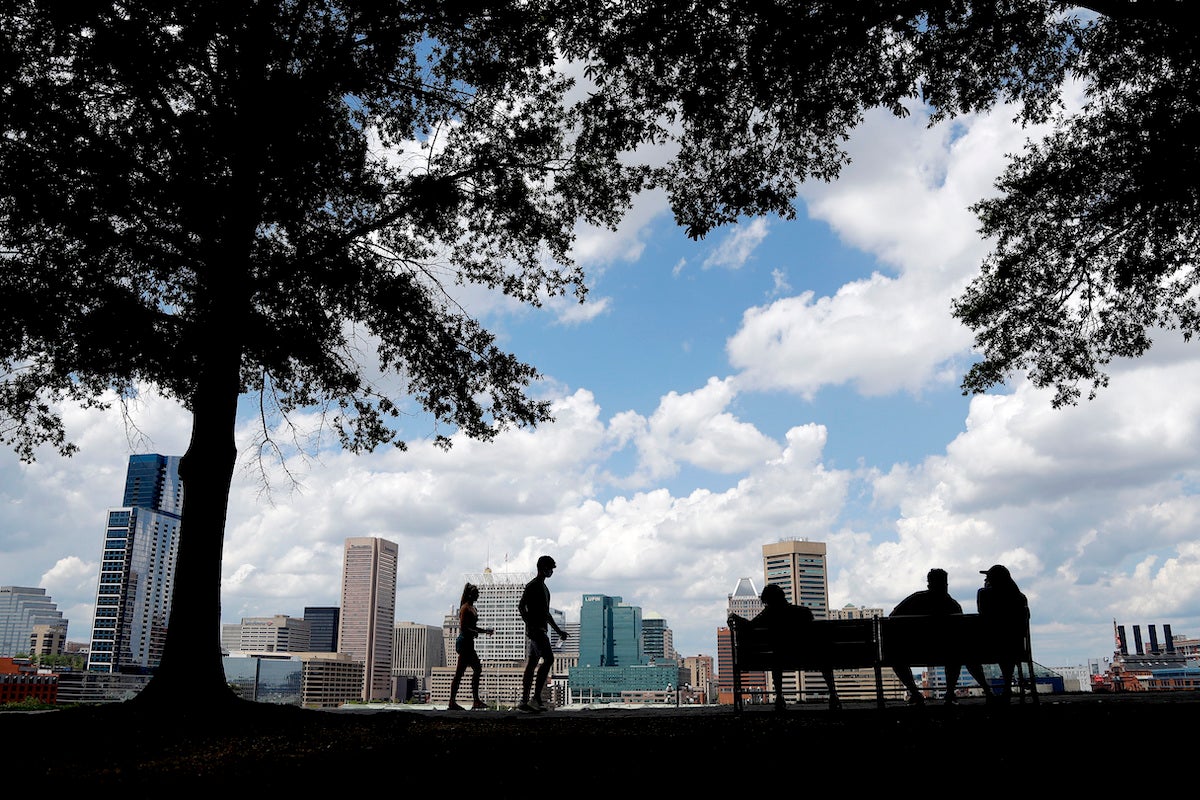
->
[728, 563, 1028, 710]
[446, 554, 568, 712]
[889, 565, 1027, 705]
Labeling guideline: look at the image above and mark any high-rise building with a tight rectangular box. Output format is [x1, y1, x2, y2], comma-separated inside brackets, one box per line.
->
[393, 621, 445, 696]
[303, 606, 339, 652]
[763, 539, 829, 618]
[338, 536, 398, 701]
[570, 593, 670, 703]
[464, 567, 535, 662]
[0, 587, 66, 657]
[763, 539, 831, 702]
[579, 594, 644, 668]
[86, 454, 183, 674]
[682, 654, 714, 702]
[642, 614, 676, 663]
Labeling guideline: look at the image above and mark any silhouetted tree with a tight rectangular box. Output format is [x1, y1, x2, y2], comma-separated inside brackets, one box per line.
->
[952, 2, 1200, 406]
[1, 2, 1116, 708]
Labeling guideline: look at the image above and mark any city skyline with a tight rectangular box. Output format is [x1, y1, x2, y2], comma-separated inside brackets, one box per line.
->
[4, 86, 1200, 669]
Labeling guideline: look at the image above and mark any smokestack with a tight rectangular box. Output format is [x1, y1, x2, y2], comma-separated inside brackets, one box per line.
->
[1148, 625, 1160, 654]
[1133, 625, 1144, 655]
[1164, 624, 1175, 653]
[1117, 625, 1128, 655]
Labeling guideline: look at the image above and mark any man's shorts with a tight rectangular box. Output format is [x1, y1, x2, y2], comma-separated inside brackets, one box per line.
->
[527, 629, 553, 659]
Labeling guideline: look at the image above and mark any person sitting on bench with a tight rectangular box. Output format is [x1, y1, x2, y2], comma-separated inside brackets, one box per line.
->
[728, 583, 842, 711]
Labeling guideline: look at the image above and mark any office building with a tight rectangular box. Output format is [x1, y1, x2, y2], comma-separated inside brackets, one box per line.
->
[28, 623, 68, 659]
[717, 577, 764, 703]
[727, 577, 762, 619]
[570, 594, 667, 703]
[642, 614, 677, 663]
[682, 654, 714, 703]
[222, 615, 312, 654]
[462, 567, 535, 662]
[86, 454, 183, 674]
[578, 594, 643, 668]
[763, 539, 829, 618]
[338, 536, 398, 701]
[303, 606, 339, 652]
[0, 586, 67, 658]
[394, 621, 445, 697]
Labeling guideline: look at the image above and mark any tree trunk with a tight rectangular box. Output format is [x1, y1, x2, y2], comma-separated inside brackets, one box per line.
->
[132, 346, 243, 709]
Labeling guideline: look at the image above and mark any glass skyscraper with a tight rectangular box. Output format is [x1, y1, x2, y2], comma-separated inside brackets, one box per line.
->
[578, 594, 644, 668]
[0, 586, 66, 657]
[86, 454, 183, 674]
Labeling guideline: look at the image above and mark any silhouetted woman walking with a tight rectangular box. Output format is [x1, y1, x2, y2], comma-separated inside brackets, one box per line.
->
[448, 582, 494, 710]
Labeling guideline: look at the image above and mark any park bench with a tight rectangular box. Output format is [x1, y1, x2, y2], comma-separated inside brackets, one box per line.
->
[729, 612, 1037, 711]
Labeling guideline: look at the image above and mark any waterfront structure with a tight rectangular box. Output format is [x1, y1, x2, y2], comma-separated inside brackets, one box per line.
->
[303, 606, 339, 652]
[829, 603, 883, 620]
[1096, 621, 1200, 692]
[338, 537, 398, 701]
[223, 653, 304, 704]
[221, 615, 311, 654]
[86, 454, 183, 674]
[221, 651, 365, 708]
[567, 662, 680, 703]
[0, 587, 67, 658]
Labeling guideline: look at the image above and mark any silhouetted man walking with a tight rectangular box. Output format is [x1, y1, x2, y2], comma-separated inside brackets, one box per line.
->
[518, 555, 568, 712]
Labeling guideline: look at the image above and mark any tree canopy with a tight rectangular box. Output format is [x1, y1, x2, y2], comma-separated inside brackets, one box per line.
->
[953, 1, 1200, 406]
[3, 1, 1177, 707]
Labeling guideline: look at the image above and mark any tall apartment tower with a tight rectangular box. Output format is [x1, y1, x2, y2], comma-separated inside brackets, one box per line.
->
[0, 587, 67, 658]
[86, 454, 183, 674]
[338, 536, 398, 701]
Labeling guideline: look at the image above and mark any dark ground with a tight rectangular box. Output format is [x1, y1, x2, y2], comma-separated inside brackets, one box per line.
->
[7, 691, 1195, 791]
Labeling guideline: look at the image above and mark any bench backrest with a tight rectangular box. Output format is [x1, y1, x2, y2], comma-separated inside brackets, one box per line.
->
[878, 612, 1029, 666]
[731, 618, 878, 670]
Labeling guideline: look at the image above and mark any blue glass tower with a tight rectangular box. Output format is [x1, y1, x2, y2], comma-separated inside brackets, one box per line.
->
[86, 454, 183, 674]
[578, 594, 644, 668]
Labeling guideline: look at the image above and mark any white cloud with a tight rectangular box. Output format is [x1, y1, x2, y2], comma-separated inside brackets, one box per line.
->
[702, 218, 769, 270]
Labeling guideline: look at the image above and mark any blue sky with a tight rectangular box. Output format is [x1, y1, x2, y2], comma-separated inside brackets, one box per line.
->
[4, 88, 1199, 672]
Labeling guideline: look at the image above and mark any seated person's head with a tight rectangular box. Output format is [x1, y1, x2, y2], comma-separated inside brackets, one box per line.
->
[760, 583, 788, 607]
[927, 568, 949, 591]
